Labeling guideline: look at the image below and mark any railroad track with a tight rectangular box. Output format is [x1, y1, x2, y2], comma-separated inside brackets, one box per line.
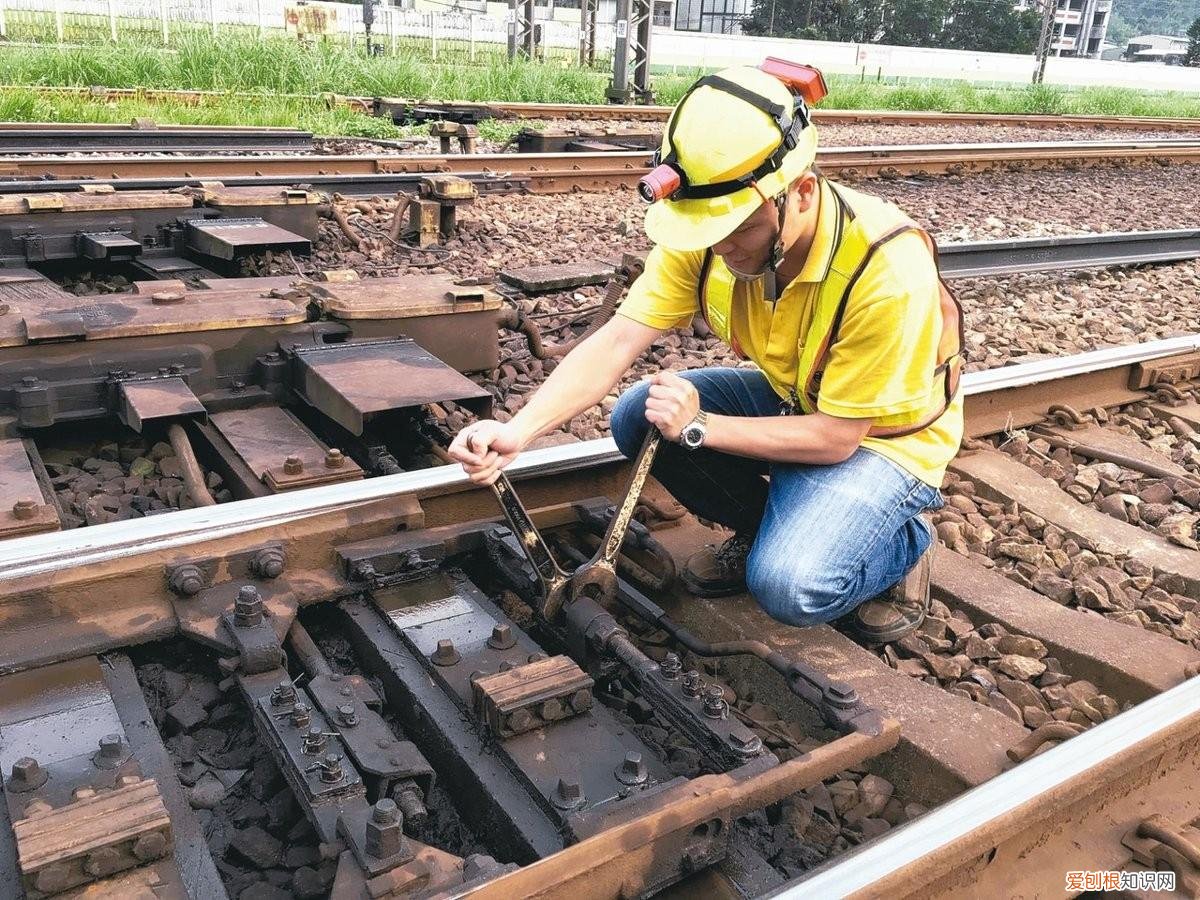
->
[2, 333, 1200, 897]
[5, 138, 1200, 196]
[11, 85, 1200, 132]
[0, 123, 314, 155]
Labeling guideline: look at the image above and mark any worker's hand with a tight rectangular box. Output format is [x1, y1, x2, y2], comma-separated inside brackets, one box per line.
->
[643, 371, 700, 442]
[448, 419, 525, 486]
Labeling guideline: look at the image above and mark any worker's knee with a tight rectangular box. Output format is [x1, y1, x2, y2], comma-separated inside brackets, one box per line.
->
[745, 550, 859, 628]
[609, 382, 651, 459]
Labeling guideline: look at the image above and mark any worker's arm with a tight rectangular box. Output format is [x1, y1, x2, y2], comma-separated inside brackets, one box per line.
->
[448, 315, 665, 484]
[643, 371, 870, 464]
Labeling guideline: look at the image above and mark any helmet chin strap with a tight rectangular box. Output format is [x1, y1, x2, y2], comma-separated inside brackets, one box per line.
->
[741, 183, 789, 303]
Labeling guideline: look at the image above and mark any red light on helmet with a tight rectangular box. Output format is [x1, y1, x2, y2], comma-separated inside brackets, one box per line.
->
[759, 57, 828, 107]
[638, 164, 682, 203]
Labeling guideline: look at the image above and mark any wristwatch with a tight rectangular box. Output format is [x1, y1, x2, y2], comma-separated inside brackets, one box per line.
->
[679, 411, 709, 450]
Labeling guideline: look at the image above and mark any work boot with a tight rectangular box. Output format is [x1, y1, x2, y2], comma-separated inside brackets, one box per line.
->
[844, 538, 934, 647]
[681, 532, 754, 598]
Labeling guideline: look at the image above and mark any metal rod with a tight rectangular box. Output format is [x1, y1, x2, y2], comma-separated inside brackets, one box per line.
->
[286, 620, 333, 678]
[167, 423, 217, 508]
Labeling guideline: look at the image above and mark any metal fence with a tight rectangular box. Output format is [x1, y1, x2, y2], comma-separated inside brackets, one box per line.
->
[0, 0, 618, 65]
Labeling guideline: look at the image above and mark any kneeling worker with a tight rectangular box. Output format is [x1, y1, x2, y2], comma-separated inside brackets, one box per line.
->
[449, 60, 965, 645]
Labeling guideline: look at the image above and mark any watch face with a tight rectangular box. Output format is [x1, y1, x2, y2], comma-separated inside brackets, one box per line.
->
[682, 425, 703, 448]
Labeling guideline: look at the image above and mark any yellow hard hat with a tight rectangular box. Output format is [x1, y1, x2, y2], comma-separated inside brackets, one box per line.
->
[642, 65, 819, 252]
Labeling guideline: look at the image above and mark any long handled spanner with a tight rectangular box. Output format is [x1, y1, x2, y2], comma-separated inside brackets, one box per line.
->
[491, 428, 661, 621]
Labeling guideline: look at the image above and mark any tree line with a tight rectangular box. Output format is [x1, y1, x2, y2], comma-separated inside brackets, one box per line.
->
[742, 0, 1043, 54]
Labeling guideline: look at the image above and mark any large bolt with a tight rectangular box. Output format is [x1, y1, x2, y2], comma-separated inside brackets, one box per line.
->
[270, 680, 297, 707]
[702, 685, 728, 719]
[823, 680, 859, 709]
[540, 698, 566, 721]
[551, 776, 585, 811]
[615, 751, 648, 786]
[85, 846, 125, 877]
[336, 704, 358, 727]
[726, 723, 763, 757]
[365, 798, 405, 858]
[318, 753, 343, 783]
[34, 863, 73, 894]
[394, 782, 429, 830]
[251, 547, 285, 579]
[11, 498, 37, 521]
[234, 585, 264, 628]
[8, 756, 47, 792]
[324, 448, 346, 469]
[289, 702, 311, 728]
[487, 623, 516, 650]
[569, 689, 593, 713]
[507, 709, 534, 733]
[93, 733, 128, 769]
[659, 652, 682, 680]
[302, 727, 327, 755]
[20, 375, 38, 387]
[283, 455, 303, 475]
[681, 671, 703, 699]
[430, 639, 460, 667]
[168, 564, 205, 597]
[132, 832, 168, 862]
[150, 290, 184, 305]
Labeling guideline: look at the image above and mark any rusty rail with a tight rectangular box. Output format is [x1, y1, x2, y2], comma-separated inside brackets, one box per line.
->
[774, 674, 1200, 899]
[5, 139, 1200, 194]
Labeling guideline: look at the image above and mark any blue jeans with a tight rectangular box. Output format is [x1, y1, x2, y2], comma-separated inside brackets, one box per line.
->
[609, 367, 942, 627]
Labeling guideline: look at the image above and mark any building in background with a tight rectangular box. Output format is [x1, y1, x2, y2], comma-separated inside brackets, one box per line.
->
[1016, 0, 1110, 57]
[1124, 33, 1188, 64]
[669, 0, 749, 33]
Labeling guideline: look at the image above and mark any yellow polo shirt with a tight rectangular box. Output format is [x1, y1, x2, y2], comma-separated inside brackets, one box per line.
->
[618, 179, 963, 488]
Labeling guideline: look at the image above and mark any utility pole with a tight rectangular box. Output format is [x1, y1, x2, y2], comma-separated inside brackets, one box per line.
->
[1032, 0, 1055, 83]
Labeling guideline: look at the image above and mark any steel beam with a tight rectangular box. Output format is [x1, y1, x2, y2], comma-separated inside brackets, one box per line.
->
[4, 333, 1200, 582]
[774, 674, 1200, 898]
[939, 228, 1200, 279]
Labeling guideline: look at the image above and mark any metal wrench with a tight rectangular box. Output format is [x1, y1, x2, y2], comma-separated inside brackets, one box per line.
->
[490, 428, 661, 621]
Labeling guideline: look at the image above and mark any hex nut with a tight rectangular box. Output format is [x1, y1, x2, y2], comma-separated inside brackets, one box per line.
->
[133, 832, 169, 862]
[251, 547, 285, 579]
[168, 564, 205, 597]
[283, 455, 304, 475]
[324, 448, 346, 469]
[11, 498, 37, 521]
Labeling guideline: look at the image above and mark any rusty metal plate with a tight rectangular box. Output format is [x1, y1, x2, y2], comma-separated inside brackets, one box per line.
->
[204, 186, 318, 208]
[209, 405, 363, 492]
[312, 274, 500, 320]
[117, 377, 205, 432]
[499, 262, 615, 293]
[292, 338, 492, 435]
[184, 218, 310, 261]
[0, 190, 192, 216]
[0, 438, 58, 539]
[0, 285, 305, 348]
[1130, 351, 1200, 388]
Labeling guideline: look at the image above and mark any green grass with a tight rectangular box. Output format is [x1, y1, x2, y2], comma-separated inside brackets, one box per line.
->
[0, 34, 1199, 137]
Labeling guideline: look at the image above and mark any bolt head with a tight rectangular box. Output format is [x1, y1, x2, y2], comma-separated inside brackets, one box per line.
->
[253, 548, 285, 579]
[431, 638, 460, 666]
[569, 689, 592, 713]
[11, 498, 37, 521]
[552, 776, 585, 809]
[20, 375, 37, 387]
[169, 564, 204, 597]
[616, 751, 648, 785]
[324, 448, 345, 469]
[237, 585, 261, 605]
[98, 734, 123, 757]
[487, 623, 516, 649]
[11, 756, 40, 782]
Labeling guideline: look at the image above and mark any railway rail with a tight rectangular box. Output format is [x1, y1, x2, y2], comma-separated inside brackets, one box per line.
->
[5, 138, 1200, 196]
[0, 123, 314, 155]
[11, 85, 1200, 133]
[2, 110, 1200, 896]
[2, 333, 1200, 897]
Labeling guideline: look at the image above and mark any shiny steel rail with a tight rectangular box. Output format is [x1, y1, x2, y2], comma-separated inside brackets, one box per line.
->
[9, 86, 1200, 131]
[773, 674, 1200, 898]
[4, 138, 1200, 193]
[3, 333, 1199, 581]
